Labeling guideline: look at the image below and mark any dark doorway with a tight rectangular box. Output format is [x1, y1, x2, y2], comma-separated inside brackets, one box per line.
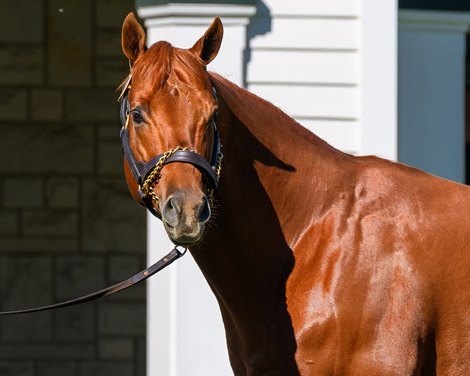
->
[466, 33, 470, 184]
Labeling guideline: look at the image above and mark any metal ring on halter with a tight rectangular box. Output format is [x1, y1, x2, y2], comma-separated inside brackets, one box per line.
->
[174, 246, 188, 257]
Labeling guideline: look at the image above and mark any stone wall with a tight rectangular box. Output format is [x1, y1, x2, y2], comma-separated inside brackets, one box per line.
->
[0, 1, 147, 375]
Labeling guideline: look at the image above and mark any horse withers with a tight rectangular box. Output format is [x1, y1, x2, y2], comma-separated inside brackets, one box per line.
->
[120, 13, 470, 376]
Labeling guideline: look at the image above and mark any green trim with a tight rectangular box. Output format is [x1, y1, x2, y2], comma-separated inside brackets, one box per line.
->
[137, 0, 256, 7]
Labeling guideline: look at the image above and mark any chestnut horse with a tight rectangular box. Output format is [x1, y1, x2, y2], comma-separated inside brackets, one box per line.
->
[120, 13, 470, 376]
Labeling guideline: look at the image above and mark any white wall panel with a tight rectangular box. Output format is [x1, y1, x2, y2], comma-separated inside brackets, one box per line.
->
[360, 0, 397, 160]
[299, 119, 360, 154]
[246, 0, 362, 156]
[142, 7, 249, 376]
[260, 0, 360, 17]
[249, 18, 360, 50]
[247, 50, 359, 85]
[249, 84, 359, 119]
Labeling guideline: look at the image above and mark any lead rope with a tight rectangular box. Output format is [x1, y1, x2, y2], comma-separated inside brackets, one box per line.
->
[0, 246, 187, 315]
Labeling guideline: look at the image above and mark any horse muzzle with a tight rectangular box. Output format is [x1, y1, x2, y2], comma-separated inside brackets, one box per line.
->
[160, 191, 211, 246]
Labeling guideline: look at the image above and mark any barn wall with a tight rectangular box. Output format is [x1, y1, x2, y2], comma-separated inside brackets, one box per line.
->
[0, 1, 147, 375]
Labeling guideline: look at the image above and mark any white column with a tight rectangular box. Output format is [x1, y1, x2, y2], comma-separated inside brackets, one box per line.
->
[399, 11, 470, 183]
[139, 4, 256, 376]
[360, 0, 398, 160]
[139, 4, 257, 85]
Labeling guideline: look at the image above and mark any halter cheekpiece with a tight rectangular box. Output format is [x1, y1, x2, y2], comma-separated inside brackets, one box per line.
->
[118, 73, 223, 218]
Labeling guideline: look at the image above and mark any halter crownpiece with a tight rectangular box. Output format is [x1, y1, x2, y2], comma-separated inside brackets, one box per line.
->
[118, 73, 223, 218]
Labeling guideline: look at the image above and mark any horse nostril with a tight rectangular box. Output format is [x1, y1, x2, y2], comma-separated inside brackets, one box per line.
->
[162, 195, 182, 227]
[196, 196, 211, 224]
[168, 197, 181, 212]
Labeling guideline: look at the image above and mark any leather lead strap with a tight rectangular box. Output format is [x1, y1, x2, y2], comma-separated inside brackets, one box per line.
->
[0, 246, 187, 315]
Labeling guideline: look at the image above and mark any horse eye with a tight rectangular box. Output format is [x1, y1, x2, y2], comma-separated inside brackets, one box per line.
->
[131, 111, 144, 124]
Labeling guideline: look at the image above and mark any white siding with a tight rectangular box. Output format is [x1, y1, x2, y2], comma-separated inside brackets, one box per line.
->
[249, 84, 359, 119]
[248, 50, 359, 84]
[249, 18, 360, 50]
[261, 0, 360, 17]
[246, 0, 362, 153]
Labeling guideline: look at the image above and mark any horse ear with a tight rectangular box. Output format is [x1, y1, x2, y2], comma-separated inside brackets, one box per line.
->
[190, 17, 224, 65]
[121, 12, 147, 64]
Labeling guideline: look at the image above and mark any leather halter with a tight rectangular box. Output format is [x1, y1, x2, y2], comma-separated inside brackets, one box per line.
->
[118, 75, 222, 217]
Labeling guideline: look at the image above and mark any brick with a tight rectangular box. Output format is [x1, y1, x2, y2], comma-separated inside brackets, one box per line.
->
[22, 210, 77, 236]
[0, 362, 34, 376]
[45, 177, 79, 208]
[56, 255, 105, 299]
[37, 362, 78, 376]
[99, 338, 133, 359]
[0, 256, 52, 310]
[80, 361, 134, 376]
[136, 338, 146, 376]
[55, 305, 95, 341]
[0, 125, 93, 174]
[0, 211, 19, 235]
[32, 89, 63, 121]
[97, 30, 124, 57]
[0, 46, 43, 85]
[96, 58, 128, 87]
[0, 238, 77, 252]
[0, 344, 94, 359]
[0, 89, 27, 121]
[4, 177, 43, 208]
[109, 255, 141, 283]
[96, 0, 135, 28]
[98, 124, 120, 140]
[47, 0, 92, 86]
[98, 126, 124, 177]
[99, 140, 124, 175]
[99, 302, 146, 335]
[66, 89, 120, 121]
[82, 179, 146, 253]
[1, 312, 52, 342]
[0, 0, 43, 43]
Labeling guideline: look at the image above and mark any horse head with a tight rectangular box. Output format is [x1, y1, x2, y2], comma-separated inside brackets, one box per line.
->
[120, 13, 223, 246]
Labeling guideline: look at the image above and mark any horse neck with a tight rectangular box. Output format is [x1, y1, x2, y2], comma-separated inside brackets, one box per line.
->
[209, 73, 352, 240]
[192, 74, 354, 288]
[188, 75, 354, 366]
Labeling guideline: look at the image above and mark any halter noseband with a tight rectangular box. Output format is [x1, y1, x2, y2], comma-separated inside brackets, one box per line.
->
[118, 74, 223, 218]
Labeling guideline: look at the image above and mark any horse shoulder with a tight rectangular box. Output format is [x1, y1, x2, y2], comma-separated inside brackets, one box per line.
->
[285, 156, 470, 374]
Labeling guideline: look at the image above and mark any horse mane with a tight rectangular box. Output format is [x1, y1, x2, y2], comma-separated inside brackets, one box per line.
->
[131, 41, 173, 89]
